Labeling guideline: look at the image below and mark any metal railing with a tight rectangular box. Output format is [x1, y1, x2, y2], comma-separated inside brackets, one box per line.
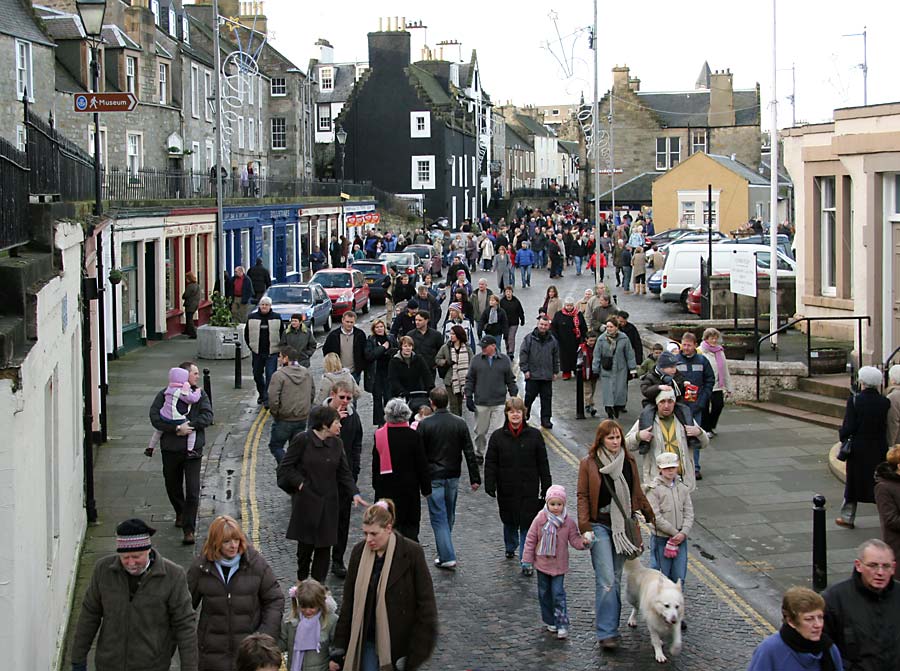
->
[0, 135, 29, 251]
[755, 315, 871, 401]
[24, 103, 95, 201]
[511, 187, 578, 200]
[884, 345, 900, 388]
[101, 168, 376, 203]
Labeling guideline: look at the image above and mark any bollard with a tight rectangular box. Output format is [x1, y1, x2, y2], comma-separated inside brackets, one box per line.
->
[203, 368, 212, 403]
[812, 494, 827, 590]
[575, 364, 585, 419]
[234, 342, 243, 389]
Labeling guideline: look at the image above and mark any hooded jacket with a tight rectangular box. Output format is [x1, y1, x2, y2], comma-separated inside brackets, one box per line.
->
[268, 364, 316, 422]
[645, 474, 694, 539]
[519, 328, 560, 381]
[281, 324, 317, 368]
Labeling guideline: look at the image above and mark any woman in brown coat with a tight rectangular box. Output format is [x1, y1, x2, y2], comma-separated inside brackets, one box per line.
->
[182, 271, 203, 338]
[277, 405, 366, 582]
[577, 419, 655, 650]
[331, 500, 437, 671]
[186, 515, 284, 671]
[875, 446, 900, 562]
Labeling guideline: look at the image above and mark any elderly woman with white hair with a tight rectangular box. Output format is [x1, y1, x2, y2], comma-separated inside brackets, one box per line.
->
[887, 364, 900, 447]
[372, 398, 432, 542]
[550, 295, 588, 380]
[836, 366, 892, 529]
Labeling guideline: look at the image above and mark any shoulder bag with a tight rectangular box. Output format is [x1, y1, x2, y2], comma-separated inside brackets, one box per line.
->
[836, 395, 856, 462]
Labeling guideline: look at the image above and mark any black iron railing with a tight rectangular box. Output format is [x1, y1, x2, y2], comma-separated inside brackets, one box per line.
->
[884, 345, 900, 388]
[0, 135, 29, 251]
[755, 315, 871, 400]
[24, 103, 94, 202]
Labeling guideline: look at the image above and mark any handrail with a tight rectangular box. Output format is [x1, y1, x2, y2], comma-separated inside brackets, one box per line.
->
[755, 315, 871, 401]
[884, 345, 900, 387]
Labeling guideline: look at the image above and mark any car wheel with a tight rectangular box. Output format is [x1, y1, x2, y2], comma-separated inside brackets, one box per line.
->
[322, 313, 330, 333]
[679, 289, 690, 311]
[362, 298, 370, 314]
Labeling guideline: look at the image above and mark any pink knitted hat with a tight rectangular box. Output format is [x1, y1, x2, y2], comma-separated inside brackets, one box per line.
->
[545, 484, 567, 504]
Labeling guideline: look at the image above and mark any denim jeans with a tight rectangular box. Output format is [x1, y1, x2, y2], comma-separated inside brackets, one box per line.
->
[507, 267, 516, 287]
[268, 419, 306, 463]
[252, 352, 278, 403]
[649, 535, 688, 585]
[361, 640, 379, 671]
[537, 571, 569, 627]
[622, 266, 632, 291]
[574, 256, 583, 274]
[428, 478, 460, 563]
[589, 523, 625, 640]
[503, 522, 528, 560]
[520, 266, 532, 287]
[536, 249, 546, 267]
[692, 409, 703, 472]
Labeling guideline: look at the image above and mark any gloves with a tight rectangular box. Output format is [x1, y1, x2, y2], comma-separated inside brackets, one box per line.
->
[466, 397, 476, 413]
[144, 447, 155, 458]
[583, 531, 595, 546]
[664, 539, 680, 559]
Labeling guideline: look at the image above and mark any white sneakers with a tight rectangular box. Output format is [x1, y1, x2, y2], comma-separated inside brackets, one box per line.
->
[546, 624, 568, 639]
[433, 558, 457, 569]
[546, 625, 557, 633]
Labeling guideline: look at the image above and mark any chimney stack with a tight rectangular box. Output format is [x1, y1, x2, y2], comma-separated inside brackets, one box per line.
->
[612, 65, 630, 91]
[708, 68, 735, 126]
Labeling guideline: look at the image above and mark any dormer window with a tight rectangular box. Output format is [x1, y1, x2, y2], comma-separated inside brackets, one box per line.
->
[182, 15, 190, 44]
[151, 0, 160, 26]
[168, 7, 176, 36]
[319, 67, 333, 92]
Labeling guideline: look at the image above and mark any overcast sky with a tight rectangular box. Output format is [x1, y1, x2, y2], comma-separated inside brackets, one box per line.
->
[260, 0, 897, 129]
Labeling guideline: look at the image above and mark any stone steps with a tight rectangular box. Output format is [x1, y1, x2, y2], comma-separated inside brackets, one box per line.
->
[739, 400, 843, 430]
[797, 374, 852, 400]
[770, 389, 847, 419]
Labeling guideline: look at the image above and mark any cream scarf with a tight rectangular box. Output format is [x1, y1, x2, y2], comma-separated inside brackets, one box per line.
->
[595, 448, 640, 556]
[344, 532, 396, 671]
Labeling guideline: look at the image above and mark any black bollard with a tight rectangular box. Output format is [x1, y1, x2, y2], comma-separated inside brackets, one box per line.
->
[575, 364, 585, 419]
[203, 368, 212, 403]
[234, 342, 242, 389]
[812, 494, 827, 590]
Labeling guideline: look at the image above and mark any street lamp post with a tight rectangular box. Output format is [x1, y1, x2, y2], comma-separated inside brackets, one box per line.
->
[75, 0, 107, 526]
[336, 126, 347, 245]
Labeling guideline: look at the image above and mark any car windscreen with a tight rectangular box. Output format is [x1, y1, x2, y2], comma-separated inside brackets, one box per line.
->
[266, 286, 312, 304]
[380, 253, 414, 264]
[755, 252, 794, 271]
[406, 247, 430, 258]
[352, 263, 384, 275]
[311, 272, 352, 288]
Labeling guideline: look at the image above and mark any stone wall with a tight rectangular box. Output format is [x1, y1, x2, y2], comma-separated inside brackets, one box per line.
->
[0, 36, 56, 147]
[710, 125, 762, 170]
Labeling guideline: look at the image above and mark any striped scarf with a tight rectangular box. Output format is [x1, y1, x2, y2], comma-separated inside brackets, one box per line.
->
[536, 507, 567, 557]
[450, 345, 470, 395]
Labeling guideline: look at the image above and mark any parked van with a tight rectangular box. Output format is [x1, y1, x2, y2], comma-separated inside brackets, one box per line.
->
[660, 243, 796, 306]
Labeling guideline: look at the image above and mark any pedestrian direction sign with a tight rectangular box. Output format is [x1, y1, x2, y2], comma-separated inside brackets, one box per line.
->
[730, 251, 757, 297]
[73, 92, 138, 113]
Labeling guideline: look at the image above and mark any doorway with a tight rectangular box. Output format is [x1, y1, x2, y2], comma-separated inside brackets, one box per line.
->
[144, 241, 159, 340]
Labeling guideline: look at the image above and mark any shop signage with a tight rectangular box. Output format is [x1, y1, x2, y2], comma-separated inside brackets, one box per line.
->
[346, 212, 381, 227]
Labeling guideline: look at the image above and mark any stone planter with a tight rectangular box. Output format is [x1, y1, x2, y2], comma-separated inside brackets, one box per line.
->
[722, 331, 758, 354]
[809, 348, 848, 375]
[197, 323, 249, 360]
[723, 341, 746, 360]
[667, 324, 705, 342]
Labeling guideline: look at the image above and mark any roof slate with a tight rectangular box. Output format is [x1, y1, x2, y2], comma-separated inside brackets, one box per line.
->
[0, 0, 54, 46]
[316, 62, 363, 103]
[558, 140, 579, 154]
[55, 58, 85, 94]
[505, 123, 532, 149]
[599, 171, 660, 202]
[706, 154, 768, 185]
[102, 24, 141, 51]
[515, 114, 555, 138]
[408, 64, 452, 106]
[40, 14, 84, 41]
[632, 88, 759, 127]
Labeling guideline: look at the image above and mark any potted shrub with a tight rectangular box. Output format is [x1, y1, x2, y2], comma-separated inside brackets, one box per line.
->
[809, 348, 849, 375]
[721, 330, 758, 354]
[107, 268, 123, 285]
[723, 340, 746, 360]
[197, 291, 249, 360]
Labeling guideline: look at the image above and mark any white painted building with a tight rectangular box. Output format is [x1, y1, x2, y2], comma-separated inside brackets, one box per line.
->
[0, 219, 87, 671]
[310, 39, 368, 145]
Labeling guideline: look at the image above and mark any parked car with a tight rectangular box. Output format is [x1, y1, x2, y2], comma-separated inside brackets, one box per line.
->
[648, 269, 664, 295]
[351, 260, 389, 301]
[659, 242, 796, 307]
[378, 251, 419, 275]
[657, 231, 729, 253]
[404, 244, 437, 273]
[263, 283, 333, 333]
[310, 269, 370, 317]
[686, 284, 703, 315]
[724, 234, 794, 259]
[647, 227, 695, 247]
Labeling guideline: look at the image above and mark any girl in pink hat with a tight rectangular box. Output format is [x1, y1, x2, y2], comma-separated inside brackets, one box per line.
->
[522, 484, 588, 640]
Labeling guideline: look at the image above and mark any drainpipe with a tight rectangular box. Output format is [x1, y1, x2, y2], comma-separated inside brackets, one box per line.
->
[81, 229, 98, 524]
[96, 224, 108, 443]
[110, 225, 118, 359]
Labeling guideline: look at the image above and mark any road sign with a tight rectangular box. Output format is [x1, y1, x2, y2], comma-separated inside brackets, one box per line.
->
[73, 92, 138, 113]
[730, 251, 757, 297]
[591, 168, 624, 174]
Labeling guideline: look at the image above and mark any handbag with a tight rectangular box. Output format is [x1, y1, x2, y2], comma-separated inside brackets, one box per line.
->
[601, 473, 643, 558]
[836, 394, 857, 463]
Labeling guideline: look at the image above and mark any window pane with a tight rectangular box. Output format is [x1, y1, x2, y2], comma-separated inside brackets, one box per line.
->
[286, 226, 296, 273]
[165, 239, 175, 310]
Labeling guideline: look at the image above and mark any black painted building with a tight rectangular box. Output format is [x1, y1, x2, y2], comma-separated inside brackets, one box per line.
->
[337, 29, 478, 228]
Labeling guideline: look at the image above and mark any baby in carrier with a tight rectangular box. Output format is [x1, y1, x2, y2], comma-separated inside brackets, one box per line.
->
[637, 351, 701, 454]
[145, 367, 201, 456]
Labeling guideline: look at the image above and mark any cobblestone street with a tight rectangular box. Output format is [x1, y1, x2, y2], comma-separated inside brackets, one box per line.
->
[67, 261, 866, 670]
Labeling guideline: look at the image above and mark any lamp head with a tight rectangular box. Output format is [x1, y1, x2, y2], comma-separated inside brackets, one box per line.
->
[77, 0, 107, 38]
[335, 127, 348, 145]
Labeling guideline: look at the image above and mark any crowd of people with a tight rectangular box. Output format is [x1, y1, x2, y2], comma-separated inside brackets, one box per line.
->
[73, 205, 900, 671]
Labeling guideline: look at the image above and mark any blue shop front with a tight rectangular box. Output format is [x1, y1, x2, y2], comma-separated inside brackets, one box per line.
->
[223, 201, 377, 282]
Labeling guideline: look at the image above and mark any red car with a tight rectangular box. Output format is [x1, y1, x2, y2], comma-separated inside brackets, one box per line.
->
[310, 269, 370, 317]
[687, 285, 702, 315]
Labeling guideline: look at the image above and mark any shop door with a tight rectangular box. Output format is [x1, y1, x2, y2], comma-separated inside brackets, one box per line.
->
[275, 226, 286, 283]
[144, 242, 159, 340]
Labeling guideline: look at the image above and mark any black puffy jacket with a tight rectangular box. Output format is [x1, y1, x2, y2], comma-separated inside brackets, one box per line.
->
[416, 408, 481, 483]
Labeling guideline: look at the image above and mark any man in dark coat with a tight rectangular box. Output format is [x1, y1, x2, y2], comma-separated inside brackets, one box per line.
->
[246, 258, 271, 300]
[326, 380, 363, 578]
[617, 310, 643, 363]
[71, 519, 198, 671]
[149, 362, 213, 544]
[407, 310, 444, 381]
[417, 388, 481, 568]
[519, 315, 560, 429]
[484, 407, 552, 562]
[277, 405, 363, 582]
[824, 538, 900, 671]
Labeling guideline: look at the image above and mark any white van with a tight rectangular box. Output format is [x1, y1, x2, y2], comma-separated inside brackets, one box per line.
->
[659, 243, 796, 305]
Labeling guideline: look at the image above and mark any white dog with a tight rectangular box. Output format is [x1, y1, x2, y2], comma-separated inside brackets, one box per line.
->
[624, 558, 684, 663]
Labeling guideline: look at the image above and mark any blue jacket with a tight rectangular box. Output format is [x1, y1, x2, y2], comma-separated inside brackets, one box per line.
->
[676, 351, 715, 414]
[384, 237, 398, 252]
[515, 248, 535, 268]
[746, 631, 843, 671]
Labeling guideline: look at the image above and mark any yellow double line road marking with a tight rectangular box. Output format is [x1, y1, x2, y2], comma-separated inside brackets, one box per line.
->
[540, 426, 776, 637]
[240, 408, 269, 549]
